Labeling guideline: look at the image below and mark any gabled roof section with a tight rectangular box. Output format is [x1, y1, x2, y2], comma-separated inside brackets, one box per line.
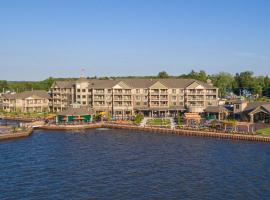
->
[119, 79, 155, 88]
[112, 81, 131, 89]
[149, 81, 168, 89]
[247, 103, 270, 115]
[244, 102, 270, 113]
[52, 81, 75, 88]
[2, 90, 50, 100]
[186, 81, 205, 89]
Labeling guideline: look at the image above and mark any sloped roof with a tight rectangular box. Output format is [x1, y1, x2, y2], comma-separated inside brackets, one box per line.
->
[121, 78, 217, 89]
[2, 90, 50, 99]
[58, 106, 94, 116]
[53, 81, 75, 88]
[244, 102, 270, 113]
[87, 79, 121, 89]
[51, 78, 217, 89]
[205, 105, 229, 113]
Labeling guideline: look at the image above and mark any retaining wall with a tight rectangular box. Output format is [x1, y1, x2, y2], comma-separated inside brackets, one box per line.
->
[0, 129, 33, 141]
[39, 123, 270, 143]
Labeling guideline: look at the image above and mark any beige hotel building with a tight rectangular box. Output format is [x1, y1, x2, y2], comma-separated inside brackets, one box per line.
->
[50, 77, 218, 118]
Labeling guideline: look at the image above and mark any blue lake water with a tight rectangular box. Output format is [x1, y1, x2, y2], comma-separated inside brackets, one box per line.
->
[0, 129, 270, 200]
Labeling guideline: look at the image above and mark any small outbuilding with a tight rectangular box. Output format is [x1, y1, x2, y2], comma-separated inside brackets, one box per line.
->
[204, 105, 230, 120]
[56, 106, 93, 123]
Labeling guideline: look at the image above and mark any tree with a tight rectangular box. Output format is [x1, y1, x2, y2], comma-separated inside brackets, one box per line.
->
[210, 72, 234, 97]
[157, 71, 169, 78]
[0, 80, 8, 92]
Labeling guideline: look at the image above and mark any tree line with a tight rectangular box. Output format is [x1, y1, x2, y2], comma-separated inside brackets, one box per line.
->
[1, 70, 270, 99]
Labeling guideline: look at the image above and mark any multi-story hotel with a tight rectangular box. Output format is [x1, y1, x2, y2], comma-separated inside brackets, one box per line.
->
[50, 77, 218, 118]
[1, 90, 50, 113]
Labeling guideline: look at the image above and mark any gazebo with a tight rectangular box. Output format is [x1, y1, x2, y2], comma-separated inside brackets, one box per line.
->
[184, 113, 201, 125]
[56, 106, 93, 123]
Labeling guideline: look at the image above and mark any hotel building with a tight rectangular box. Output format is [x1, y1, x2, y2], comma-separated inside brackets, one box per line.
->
[50, 78, 218, 118]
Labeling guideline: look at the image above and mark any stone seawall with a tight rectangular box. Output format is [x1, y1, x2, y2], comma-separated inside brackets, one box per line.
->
[1, 116, 35, 122]
[0, 129, 33, 141]
[39, 123, 270, 143]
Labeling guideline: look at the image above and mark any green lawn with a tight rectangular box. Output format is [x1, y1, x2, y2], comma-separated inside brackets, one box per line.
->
[256, 128, 270, 135]
[146, 118, 170, 126]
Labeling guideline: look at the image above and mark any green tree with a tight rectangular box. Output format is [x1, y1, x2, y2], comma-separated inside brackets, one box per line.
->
[157, 71, 169, 78]
[210, 72, 234, 97]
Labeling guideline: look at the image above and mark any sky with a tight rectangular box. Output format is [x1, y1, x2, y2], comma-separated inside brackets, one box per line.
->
[0, 0, 269, 81]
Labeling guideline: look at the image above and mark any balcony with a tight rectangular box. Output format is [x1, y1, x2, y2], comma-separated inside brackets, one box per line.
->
[94, 91, 105, 94]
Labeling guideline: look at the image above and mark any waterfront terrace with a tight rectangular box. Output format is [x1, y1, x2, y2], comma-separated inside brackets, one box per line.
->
[50, 77, 218, 118]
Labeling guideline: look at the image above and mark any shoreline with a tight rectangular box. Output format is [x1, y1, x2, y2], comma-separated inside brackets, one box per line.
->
[0, 128, 33, 141]
[0, 116, 36, 122]
[1, 120, 269, 142]
[38, 123, 270, 143]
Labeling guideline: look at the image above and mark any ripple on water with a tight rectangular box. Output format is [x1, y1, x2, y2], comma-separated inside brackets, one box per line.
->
[0, 129, 270, 200]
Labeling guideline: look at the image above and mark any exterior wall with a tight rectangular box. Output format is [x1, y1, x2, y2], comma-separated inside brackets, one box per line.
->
[50, 79, 219, 116]
[50, 87, 74, 112]
[233, 101, 248, 114]
[1, 97, 49, 113]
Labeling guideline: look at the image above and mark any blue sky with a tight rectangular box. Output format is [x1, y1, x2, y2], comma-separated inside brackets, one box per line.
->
[0, 0, 269, 80]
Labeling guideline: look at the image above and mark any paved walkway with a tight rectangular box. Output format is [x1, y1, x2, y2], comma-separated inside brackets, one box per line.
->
[169, 117, 176, 129]
[140, 117, 149, 127]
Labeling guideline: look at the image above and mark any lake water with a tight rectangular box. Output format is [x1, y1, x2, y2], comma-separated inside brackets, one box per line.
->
[1, 129, 270, 199]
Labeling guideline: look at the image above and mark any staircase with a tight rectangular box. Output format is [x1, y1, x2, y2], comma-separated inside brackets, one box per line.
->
[169, 117, 176, 129]
[140, 117, 149, 127]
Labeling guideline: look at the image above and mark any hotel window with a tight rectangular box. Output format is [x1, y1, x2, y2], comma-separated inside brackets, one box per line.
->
[136, 96, 140, 100]
[172, 89, 176, 93]
[143, 102, 148, 105]
[136, 89, 140, 94]
[173, 102, 176, 106]
[236, 104, 240, 109]
[88, 89, 91, 92]
[82, 101, 86, 105]
[82, 95, 86, 99]
[77, 95, 80, 98]
[172, 96, 177, 100]
[107, 89, 112, 93]
[143, 89, 148, 93]
[77, 89, 80, 92]
[82, 89, 86, 92]
[136, 102, 140, 106]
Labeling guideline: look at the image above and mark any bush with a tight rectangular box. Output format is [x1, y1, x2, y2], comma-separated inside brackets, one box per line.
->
[176, 114, 182, 126]
[134, 113, 143, 125]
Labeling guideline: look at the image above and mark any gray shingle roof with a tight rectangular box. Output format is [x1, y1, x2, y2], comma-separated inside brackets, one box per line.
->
[58, 106, 94, 116]
[51, 78, 218, 89]
[2, 90, 50, 99]
[244, 102, 270, 113]
[205, 105, 229, 113]
[54, 81, 75, 88]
